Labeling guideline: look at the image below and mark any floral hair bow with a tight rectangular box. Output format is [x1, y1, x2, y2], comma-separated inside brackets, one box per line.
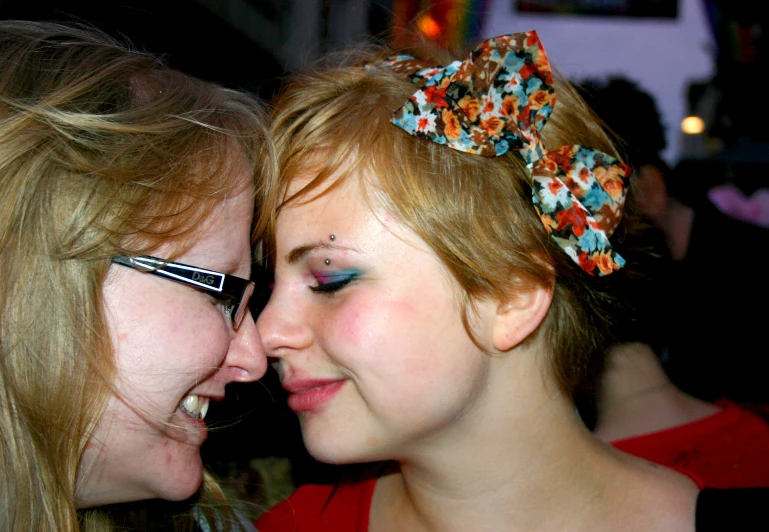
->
[369, 31, 631, 276]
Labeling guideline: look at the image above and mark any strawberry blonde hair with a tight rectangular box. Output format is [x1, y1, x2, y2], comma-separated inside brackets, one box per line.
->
[263, 45, 631, 397]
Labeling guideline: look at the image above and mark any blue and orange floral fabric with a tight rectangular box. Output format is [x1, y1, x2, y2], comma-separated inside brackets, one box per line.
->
[369, 31, 631, 276]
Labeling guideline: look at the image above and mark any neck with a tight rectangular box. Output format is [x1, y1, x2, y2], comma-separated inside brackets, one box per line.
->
[598, 343, 672, 405]
[372, 347, 635, 531]
[593, 342, 720, 442]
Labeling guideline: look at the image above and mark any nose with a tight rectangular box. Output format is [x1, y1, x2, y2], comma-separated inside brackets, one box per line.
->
[221, 308, 268, 381]
[256, 286, 313, 359]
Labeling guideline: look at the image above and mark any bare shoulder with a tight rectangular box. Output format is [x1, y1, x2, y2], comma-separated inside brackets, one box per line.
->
[602, 448, 699, 531]
[632, 462, 699, 530]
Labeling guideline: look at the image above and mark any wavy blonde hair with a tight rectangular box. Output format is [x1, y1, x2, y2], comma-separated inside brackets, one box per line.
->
[263, 44, 629, 398]
[0, 20, 272, 531]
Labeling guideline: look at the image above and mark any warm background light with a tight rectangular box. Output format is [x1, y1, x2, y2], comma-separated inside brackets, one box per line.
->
[417, 14, 441, 39]
[681, 115, 705, 135]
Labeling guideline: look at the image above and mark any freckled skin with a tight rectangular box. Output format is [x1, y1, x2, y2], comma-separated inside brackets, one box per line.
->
[76, 175, 267, 508]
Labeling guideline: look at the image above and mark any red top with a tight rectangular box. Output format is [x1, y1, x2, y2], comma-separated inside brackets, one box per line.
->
[255, 476, 375, 532]
[254, 450, 714, 532]
[612, 399, 769, 488]
[255, 401, 769, 530]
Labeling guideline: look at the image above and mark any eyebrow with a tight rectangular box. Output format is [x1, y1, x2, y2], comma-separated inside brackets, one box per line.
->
[286, 242, 359, 265]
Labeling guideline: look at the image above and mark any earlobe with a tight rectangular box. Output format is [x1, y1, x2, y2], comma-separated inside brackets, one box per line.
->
[492, 285, 553, 352]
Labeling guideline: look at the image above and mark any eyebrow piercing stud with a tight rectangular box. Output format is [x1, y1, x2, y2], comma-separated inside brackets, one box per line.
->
[326, 235, 335, 264]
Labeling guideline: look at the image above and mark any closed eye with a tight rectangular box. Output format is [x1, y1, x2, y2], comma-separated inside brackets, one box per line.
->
[310, 269, 362, 294]
[204, 292, 235, 312]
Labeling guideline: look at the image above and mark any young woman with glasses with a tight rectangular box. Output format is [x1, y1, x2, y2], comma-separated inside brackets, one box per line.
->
[0, 20, 271, 531]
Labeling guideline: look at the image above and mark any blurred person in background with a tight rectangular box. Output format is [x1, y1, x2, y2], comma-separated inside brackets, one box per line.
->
[577, 76, 769, 489]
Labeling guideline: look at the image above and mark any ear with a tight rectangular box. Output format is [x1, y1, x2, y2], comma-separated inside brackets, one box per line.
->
[492, 284, 553, 352]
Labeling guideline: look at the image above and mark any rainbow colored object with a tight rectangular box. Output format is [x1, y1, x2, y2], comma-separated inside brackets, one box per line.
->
[391, 0, 490, 52]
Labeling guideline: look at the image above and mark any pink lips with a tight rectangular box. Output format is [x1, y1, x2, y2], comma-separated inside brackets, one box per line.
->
[283, 378, 346, 412]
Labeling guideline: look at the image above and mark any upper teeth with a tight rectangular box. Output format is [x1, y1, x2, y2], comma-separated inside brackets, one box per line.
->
[181, 394, 210, 420]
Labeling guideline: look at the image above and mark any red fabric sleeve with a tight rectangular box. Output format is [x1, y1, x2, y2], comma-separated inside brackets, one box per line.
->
[612, 400, 769, 488]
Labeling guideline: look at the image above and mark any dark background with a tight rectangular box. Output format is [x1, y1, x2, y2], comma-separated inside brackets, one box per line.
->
[0, 0, 286, 99]
[516, 0, 678, 18]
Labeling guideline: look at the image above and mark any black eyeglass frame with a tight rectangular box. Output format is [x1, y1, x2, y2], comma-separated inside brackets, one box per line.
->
[111, 255, 255, 329]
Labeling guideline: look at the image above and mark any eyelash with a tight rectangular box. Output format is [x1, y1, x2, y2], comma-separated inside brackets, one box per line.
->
[207, 293, 233, 311]
[310, 272, 359, 294]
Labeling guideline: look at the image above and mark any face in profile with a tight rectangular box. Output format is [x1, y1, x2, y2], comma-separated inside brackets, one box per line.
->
[76, 172, 267, 507]
[257, 171, 497, 465]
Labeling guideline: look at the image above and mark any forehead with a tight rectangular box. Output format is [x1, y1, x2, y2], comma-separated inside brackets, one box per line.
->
[283, 157, 381, 213]
[281, 169, 373, 229]
[277, 168, 419, 260]
[275, 163, 467, 302]
[155, 165, 255, 262]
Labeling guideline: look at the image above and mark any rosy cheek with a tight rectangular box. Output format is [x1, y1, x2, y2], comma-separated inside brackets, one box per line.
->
[332, 305, 368, 345]
[333, 298, 422, 362]
[178, 307, 231, 374]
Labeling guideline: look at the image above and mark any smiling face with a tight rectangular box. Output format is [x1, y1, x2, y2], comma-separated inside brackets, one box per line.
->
[75, 175, 267, 507]
[257, 172, 499, 464]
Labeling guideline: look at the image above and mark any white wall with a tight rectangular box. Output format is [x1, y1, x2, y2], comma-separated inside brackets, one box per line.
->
[481, 0, 714, 163]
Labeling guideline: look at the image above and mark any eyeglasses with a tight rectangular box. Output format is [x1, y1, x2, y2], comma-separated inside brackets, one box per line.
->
[111, 255, 255, 329]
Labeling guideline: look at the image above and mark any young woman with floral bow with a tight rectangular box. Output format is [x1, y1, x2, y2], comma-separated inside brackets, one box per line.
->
[255, 31, 700, 531]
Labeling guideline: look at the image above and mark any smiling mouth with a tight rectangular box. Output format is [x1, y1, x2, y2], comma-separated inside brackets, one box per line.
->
[285, 380, 347, 412]
[179, 394, 210, 420]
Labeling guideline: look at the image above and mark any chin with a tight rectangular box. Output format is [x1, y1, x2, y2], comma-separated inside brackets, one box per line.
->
[303, 432, 384, 466]
[151, 451, 206, 502]
[159, 478, 204, 502]
[77, 466, 204, 508]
